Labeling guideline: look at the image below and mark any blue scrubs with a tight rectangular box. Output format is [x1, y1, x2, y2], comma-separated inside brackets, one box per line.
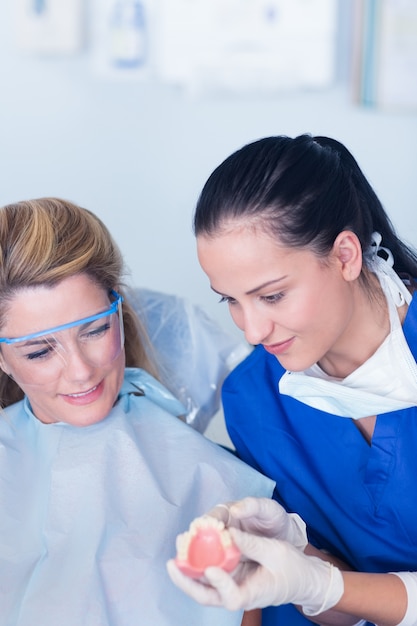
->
[222, 296, 417, 625]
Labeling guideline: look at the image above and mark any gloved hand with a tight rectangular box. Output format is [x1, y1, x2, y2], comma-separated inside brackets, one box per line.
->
[167, 528, 344, 615]
[207, 497, 308, 551]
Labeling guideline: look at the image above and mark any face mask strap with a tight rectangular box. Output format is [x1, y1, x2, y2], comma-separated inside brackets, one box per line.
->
[363, 231, 411, 307]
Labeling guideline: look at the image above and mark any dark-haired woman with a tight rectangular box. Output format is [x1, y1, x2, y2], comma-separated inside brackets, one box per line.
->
[168, 135, 417, 626]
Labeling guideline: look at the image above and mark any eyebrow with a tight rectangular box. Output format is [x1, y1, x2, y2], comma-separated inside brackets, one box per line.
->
[15, 337, 57, 348]
[9, 318, 104, 347]
[211, 277, 289, 297]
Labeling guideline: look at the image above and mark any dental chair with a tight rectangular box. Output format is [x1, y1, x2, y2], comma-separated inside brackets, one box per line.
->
[127, 287, 250, 435]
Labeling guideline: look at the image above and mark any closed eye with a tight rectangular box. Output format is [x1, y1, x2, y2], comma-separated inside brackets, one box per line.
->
[260, 292, 285, 304]
[26, 345, 55, 361]
[219, 292, 285, 305]
[80, 321, 111, 341]
[218, 295, 237, 305]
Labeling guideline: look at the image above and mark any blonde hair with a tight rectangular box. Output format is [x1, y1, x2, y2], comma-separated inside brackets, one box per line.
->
[0, 197, 158, 407]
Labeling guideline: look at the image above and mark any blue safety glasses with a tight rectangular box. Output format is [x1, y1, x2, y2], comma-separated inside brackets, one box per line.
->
[0, 290, 125, 385]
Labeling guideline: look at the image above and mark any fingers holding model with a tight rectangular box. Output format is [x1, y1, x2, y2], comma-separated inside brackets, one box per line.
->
[167, 503, 344, 615]
[206, 529, 343, 613]
[170, 496, 309, 599]
[167, 528, 343, 613]
[206, 497, 308, 550]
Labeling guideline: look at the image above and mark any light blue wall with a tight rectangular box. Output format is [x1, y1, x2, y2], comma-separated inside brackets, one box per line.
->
[1, 2, 417, 338]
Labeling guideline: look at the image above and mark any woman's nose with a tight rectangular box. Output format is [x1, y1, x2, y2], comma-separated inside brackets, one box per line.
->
[61, 344, 96, 382]
[233, 307, 274, 346]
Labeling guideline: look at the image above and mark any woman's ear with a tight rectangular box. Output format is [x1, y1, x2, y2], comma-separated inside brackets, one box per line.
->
[332, 231, 363, 282]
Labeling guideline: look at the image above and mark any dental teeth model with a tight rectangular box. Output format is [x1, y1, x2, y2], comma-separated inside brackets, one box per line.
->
[174, 515, 241, 579]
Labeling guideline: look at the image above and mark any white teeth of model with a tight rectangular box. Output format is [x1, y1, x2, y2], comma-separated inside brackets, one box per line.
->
[69, 385, 97, 398]
[189, 516, 225, 534]
[175, 516, 230, 560]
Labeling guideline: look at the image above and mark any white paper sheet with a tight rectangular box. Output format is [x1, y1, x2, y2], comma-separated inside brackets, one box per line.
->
[154, 0, 338, 95]
[376, 0, 417, 110]
[14, 0, 83, 54]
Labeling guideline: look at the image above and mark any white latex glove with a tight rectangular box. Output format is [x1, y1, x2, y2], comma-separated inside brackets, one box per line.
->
[207, 497, 308, 551]
[167, 528, 344, 615]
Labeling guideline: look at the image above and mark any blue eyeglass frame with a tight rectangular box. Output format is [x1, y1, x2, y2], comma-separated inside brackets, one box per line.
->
[0, 290, 124, 345]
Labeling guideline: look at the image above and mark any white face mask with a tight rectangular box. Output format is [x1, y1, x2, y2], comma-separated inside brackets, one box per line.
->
[279, 233, 417, 419]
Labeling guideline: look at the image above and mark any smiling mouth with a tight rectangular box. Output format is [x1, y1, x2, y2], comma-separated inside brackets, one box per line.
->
[67, 385, 98, 398]
[263, 337, 295, 354]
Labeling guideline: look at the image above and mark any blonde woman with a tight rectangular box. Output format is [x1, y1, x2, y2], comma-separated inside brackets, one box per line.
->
[0, 198, 273, 626]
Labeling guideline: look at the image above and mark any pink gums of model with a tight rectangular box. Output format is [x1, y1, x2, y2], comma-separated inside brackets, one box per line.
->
[174, 515, 241, 579]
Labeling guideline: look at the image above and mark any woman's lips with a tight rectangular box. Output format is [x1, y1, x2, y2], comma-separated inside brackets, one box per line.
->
[263, 337, 295, 356]
[61, 380, 104, 405]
